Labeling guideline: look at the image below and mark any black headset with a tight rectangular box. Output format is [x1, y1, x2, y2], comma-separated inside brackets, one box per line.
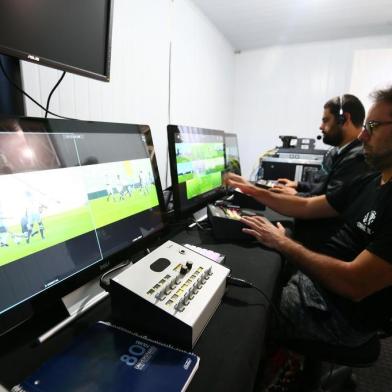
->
[337, 95, 345, 125]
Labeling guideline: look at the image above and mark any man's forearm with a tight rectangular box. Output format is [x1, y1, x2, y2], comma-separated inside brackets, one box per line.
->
[277, 237, 358, 301]
[249, 186, 312, 218]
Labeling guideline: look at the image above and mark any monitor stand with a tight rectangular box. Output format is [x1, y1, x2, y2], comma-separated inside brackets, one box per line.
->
[37, 276, 108, 344]
[188, 206, 207, 228]
[0, 302, 34, 337]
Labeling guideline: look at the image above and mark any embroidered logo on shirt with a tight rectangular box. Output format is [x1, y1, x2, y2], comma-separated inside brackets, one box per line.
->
[356, 210, 376, 234]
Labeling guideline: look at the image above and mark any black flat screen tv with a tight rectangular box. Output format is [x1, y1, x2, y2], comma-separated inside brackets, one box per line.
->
[224, 132, 241, 175]
[0, 116, 165, 335]
[0, 0, 113, 81]
[167, 124, 226, 217]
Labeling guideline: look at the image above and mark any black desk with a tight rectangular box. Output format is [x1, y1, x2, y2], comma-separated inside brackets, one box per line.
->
[0, 222, 284, 392]
[168, 228, 284, 392]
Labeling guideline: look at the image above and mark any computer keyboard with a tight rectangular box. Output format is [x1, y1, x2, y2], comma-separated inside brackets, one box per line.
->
[255, 179, 278, 189]
[183, 243, 226, 264]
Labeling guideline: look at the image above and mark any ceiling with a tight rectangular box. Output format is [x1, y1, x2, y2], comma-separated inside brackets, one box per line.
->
[191, 0, 392, 51]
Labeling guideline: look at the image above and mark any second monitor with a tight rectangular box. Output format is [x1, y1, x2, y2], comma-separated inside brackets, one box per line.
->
[167, 125, 226, 217]
[224, 132, 241, 175]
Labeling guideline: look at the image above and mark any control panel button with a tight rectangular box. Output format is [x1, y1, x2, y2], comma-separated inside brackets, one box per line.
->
[175, 300, 185, 312]
[155, 289, 166, 301]
[180, 265, 188, 275]
[186, 261, 193, 270]
[183, 293, 190, 305]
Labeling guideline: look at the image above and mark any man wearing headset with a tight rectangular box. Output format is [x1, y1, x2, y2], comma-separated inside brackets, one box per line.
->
[273, 94, 372, 249]
[272, 94, 368, 197]
[225, 86, 392, 347]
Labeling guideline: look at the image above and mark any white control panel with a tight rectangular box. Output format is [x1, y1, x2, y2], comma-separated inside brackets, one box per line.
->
[110, 240, 230, 349]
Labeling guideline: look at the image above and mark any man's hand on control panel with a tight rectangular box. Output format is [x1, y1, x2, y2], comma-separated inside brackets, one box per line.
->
[240, 215, 286, 250]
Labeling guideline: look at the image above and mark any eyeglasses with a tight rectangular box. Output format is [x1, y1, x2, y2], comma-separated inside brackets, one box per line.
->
[363, 120, 392, 135]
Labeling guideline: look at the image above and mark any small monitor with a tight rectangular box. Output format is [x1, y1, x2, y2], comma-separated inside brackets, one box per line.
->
[167, 125, 226, 217]
[224, 132, 241, 175]
[0, 117, 165, 333]
[0, 0, 113, 81]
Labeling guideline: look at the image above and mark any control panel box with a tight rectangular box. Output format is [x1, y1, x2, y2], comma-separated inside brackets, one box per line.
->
[226, 190, 265, 210]
[110, 240, 230, 350]
[207, 203, 263, 241]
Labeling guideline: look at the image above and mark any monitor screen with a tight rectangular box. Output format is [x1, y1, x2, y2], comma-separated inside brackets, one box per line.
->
[224, 132, 241, 175]
[0, 0, 113, 81]
[167, 125, 226, 216]
[0, 117, 165, 328]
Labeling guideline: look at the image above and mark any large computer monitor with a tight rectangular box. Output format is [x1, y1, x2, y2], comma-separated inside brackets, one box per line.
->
[0, 0, 113, 81]
[0, 117, 165, 334]
[224, 132, 241, 175]
[167, 125, 226, 217]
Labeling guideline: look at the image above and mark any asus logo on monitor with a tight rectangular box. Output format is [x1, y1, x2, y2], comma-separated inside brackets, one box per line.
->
[27, 54, 40, 62]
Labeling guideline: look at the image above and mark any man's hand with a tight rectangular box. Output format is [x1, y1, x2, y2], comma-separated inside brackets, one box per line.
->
[240, 215, 286, 250]
[224, 172, 258, 196]
[270, 184, 298, 195]
[276, 178, 298, 188]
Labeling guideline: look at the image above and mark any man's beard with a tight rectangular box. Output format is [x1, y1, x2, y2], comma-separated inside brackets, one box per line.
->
[322, 125, 343, 147]
[364, 148, 392, 171]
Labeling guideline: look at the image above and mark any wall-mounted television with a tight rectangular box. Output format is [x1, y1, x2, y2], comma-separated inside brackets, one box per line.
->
[0, 0, 113, 81]
[224, 132, 241, 175]
[167, 124, 226, 217]
[0, 117, 165, 335]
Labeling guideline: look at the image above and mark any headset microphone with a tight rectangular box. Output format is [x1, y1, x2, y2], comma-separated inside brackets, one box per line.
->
[316, 135, 322, 140]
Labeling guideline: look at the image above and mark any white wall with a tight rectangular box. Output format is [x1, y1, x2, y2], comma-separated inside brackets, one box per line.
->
[234, 35, 392, 179]
[21, 0, 235, 188]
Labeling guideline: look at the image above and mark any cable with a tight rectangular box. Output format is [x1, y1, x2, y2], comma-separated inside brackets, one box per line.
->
[227, 275, 276, 307]
[0, 58, 76, 120]
[99, 259, 132, 291]
[226, 275, 296, 333]
[45, 71, 66, 118]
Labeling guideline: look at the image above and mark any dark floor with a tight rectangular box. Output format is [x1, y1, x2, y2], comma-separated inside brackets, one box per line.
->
[348, 336, 392, 392]
[256, 336, 392, 392]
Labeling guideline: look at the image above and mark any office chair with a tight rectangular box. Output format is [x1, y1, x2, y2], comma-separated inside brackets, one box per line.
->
[285, 334, 381, 392]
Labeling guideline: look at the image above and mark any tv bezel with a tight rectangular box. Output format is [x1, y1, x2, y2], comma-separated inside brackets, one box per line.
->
[0, 0, 113, 82]
[224, 132, 242, 175]
[167, 124, 227, 218]
[0, 116, 167, 334]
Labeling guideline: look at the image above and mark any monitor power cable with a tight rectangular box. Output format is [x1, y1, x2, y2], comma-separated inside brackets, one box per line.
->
[0, 58, 76, 120]
[99, 259, 133, 292]
[45, 71, 66, 118]
[226, 275, 296, 334]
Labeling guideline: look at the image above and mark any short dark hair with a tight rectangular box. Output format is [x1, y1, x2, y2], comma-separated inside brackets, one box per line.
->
[324, 94, 365, 128]
[370, 86, 392, 117]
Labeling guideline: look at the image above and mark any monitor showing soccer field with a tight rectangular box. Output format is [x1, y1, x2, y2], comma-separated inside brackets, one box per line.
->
[0, 117, 165, 327]
[167, 125, 226, 216]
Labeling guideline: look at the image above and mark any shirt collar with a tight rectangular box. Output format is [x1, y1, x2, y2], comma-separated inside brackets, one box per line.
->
[336, 140, 356, 155]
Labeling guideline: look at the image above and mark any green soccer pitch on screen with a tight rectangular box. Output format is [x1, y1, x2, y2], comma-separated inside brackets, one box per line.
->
[176, 142, 225, 200]
[167, 124, 226, 217]
[0, 158, 159, 268]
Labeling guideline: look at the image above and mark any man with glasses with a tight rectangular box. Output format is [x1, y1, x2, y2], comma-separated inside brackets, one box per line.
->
[225, 86, 392, 348]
